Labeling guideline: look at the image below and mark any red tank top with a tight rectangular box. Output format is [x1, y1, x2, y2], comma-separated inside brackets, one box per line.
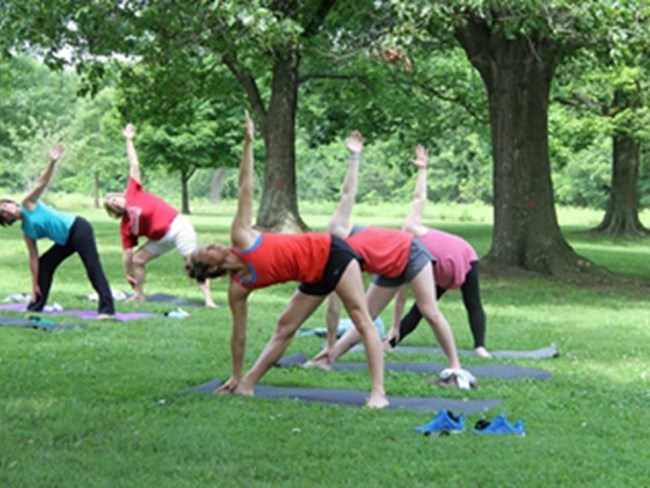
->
[231, 232, 331, 289]
[345, 227, 411, 278]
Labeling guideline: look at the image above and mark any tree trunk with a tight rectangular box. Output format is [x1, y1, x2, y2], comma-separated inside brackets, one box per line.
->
[256, 52, 308, 232]
[593, 95, 647, 235]
[455, 19, 593, 275]
[210, 168, 226, 204]
[181, 170, 191, 215]
[93, 171, 100, 209]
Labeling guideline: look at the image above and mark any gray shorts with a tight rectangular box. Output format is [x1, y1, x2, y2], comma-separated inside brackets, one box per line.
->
[372, 237, 434, 288]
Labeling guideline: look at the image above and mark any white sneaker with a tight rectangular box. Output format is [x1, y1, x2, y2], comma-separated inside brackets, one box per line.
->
[165, 307, 190, 319]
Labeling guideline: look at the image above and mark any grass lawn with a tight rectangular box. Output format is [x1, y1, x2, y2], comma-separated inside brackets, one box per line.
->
[1, 201, 649, 487]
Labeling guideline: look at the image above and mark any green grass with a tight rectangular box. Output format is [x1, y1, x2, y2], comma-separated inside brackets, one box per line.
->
[1, 201, 649, 487]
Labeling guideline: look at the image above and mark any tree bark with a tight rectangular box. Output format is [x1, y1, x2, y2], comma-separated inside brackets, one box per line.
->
[455, 18, 593, 275]
[594, 133, 647, 235]
[180, 169, 191, 215]
[256, 51, 309, 232]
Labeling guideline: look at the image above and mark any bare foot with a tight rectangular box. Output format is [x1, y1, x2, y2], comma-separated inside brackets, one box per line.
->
[366, 394, 389, 409]
[382, 340, 395, 354]
[126, 294, 145, 303]
[475, 346, 492, 358]
[204, 301, 219, 309]
[233, 385, 254, 397]
[303, 359, 331, 371]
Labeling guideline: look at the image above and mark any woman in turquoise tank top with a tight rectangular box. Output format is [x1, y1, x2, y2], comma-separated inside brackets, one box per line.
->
[0, 145, 115, 317]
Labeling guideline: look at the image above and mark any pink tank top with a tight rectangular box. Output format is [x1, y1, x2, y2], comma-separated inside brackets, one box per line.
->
[418, 228, 478, 289]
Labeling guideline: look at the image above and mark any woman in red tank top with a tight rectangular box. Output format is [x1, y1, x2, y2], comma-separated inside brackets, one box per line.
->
[185, 112, 387, 408]
[308, 133, 475, 389]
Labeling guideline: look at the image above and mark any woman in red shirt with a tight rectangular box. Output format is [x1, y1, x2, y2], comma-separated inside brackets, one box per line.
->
[103, 124, 216, 308]
[309, 132, 474, 388]
[185, 112, 387, 408]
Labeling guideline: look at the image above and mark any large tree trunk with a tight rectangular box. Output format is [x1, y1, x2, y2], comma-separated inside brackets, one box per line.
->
[593, 92, 647, 235]
[455, 19, 592, 275]
[256, 52, 308, 232]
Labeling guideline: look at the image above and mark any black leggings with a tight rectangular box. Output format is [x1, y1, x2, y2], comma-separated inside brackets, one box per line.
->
[389, 261, 486, 348]
[27, 217, 115, 314]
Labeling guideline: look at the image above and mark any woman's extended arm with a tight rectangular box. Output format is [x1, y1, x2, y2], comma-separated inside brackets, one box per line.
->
[22, 145, 64, 210]
[123, 124, 141, 183]
[327, 131, 363, 238]
[402, 144, 428, 235]
[230, 111, 258, 249]
[23, 235, 41, 302]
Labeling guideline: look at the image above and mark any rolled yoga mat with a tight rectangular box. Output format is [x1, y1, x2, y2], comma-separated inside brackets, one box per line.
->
[187, 379, 501, 414]
[277, 353, 552, 380]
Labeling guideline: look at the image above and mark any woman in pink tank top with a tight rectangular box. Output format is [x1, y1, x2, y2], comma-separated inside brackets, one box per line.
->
[386, 145, 490, 358]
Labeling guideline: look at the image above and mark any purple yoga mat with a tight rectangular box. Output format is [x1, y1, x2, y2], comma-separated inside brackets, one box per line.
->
[0, 303, 156, 321]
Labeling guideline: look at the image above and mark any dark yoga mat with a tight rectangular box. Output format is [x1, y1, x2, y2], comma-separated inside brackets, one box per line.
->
[351, 343, 559, 359]
[188, 379, 501, 414]
[277, 353, 552, 380]
[0, 303, 156, 321]
[0, 314, 85, 331]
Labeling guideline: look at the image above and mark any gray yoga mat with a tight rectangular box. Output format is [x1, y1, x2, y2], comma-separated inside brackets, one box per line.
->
[0, 314, 86, 332]
[277, 353, 552, 380]
[351, 343, 559, 359]
[189, 379, 501, 414]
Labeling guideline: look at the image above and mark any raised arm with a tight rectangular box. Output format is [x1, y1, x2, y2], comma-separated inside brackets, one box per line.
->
[327, 131, 363, 238]
[123, 124, 141, 183]
[402, 144, 428, 235]
[230, 110, 258, 249]
[22, 145, 64, 209]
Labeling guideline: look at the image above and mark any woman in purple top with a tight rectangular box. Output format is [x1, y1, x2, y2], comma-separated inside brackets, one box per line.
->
[0, 145, 115, 317]
[386, 145, 490, 357]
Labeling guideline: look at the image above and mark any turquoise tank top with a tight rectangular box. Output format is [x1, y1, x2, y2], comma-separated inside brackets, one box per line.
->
[20, 201, 75, 245]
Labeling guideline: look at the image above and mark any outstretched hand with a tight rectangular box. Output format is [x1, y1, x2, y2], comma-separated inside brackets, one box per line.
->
[244, 110, 254, 143]
[49, 144, 64, 163]
[345, 130, 363, 155]
[123, 123, 136, 140]
[412, 144, 428, 169]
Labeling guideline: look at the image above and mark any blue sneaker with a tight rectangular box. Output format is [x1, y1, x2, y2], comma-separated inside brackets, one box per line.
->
[415, 409, 464, 435]
[472, 413, 525, 436]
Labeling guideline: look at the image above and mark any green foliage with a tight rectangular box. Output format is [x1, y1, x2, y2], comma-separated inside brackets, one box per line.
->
[0, 56, 77, 193]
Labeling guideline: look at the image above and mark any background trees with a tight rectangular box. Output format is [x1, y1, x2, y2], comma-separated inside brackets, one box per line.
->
[2, 1, 650, 277]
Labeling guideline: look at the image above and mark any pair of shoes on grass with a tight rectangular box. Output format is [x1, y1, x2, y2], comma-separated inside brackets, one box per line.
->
[416, 410, 525, 436]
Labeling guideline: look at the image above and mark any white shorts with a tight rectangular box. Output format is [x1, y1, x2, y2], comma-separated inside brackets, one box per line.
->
[143, 215, 197, 258]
